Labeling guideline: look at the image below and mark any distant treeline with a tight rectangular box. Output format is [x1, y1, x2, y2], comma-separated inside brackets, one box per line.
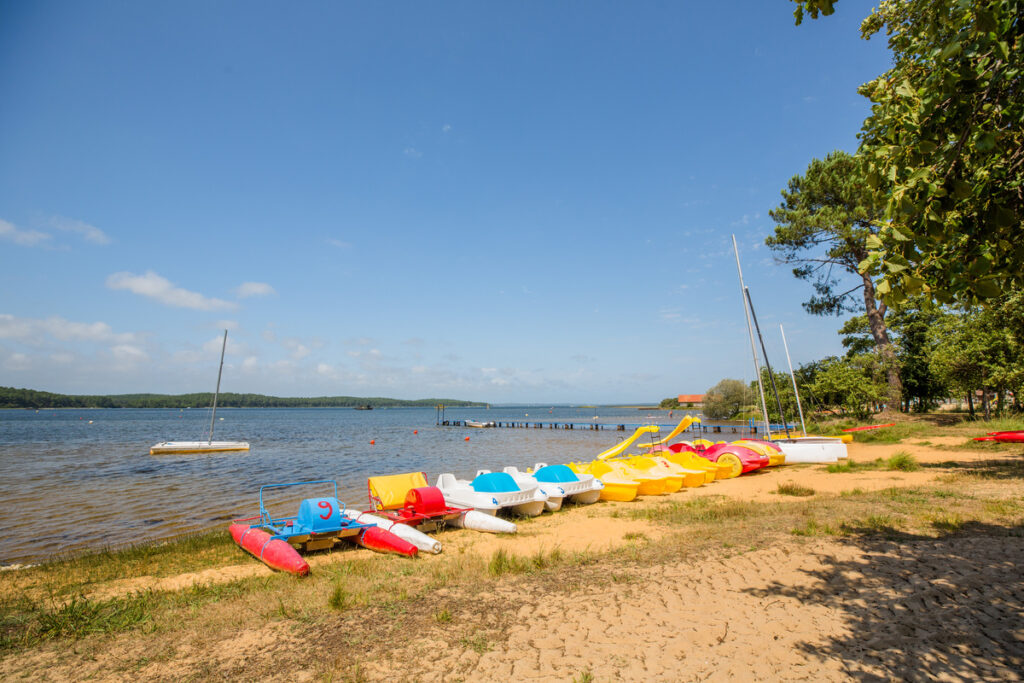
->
[0, 386, 482, 410]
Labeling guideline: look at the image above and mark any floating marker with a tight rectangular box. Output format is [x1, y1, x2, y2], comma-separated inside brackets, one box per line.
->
[370, 439, 376, 445]
[464, 436, 470, 441]
[413, 430, 418, 435]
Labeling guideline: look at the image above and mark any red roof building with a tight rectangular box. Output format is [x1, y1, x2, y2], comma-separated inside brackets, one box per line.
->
[677, 394, 705, 404]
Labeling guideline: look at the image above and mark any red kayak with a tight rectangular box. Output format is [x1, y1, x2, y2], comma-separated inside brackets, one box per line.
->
[973, 430, 1024, 443]
[842, 423, 896, 432]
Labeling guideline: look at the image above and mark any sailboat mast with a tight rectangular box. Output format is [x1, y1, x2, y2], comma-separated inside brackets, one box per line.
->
[208, 329, 228, 444]
[744, 287, 792, 438]
[732, 235, 772, 439]
[780, 324, 808, 436]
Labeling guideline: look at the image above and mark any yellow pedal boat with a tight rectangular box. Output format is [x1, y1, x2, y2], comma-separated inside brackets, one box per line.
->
[572, 459, 669, 496]
[662, 447, 736, 480]
[567, 461, 640, 501]
[732, 439, 787, 466]
[624, 455, 706, 488]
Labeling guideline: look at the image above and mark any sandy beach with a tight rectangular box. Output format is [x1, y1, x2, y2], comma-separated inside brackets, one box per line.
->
[2, 436, 1023, 681]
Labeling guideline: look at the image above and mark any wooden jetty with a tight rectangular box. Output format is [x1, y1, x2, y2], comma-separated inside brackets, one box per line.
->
[437, 419, 773, 435]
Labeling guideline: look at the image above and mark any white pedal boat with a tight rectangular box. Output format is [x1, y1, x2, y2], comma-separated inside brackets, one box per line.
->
[435, 471, 548, 517]
[504, 464, 604, 510]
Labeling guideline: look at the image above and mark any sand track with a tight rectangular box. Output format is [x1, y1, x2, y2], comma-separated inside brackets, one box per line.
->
[355, 533, 1023, 682]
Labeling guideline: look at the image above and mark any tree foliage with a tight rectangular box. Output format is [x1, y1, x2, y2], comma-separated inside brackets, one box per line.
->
[797, 0, 1024, 305]
[767, 151, 902, 410]
[702, 379, 748, 420]
[809, 354, 889, 420]
[0, 387, 481, 410]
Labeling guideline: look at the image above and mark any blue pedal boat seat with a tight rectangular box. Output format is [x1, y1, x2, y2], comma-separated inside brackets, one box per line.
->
[533, 464, 580, 484]
[470, 472, 521, 493]
[295, 497, 345, 534]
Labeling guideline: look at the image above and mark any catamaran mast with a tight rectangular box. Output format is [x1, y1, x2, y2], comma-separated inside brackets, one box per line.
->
[208, 329, 228, 444]
[732, 235, 772, 439]
[744, 287, 792, 439]
[780, 324, 808, 436]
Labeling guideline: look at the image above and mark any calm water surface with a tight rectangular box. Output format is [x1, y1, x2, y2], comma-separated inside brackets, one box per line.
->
[0, 406, 694, 564]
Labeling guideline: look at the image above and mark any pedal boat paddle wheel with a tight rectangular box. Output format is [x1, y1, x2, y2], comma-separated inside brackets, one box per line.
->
[229, 480, 418, 576]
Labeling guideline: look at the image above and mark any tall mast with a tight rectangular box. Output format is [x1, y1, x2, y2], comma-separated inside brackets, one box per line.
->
[780, 324, 807, 436]
[208, 329, 228, 444]
[744, 287, 792, 439]
[732, 235, 772, 439]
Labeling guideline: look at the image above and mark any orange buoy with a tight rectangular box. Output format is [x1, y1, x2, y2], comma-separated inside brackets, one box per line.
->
[413, 430, 418, 435]
[464, 436, 470, 441]
[370, 439, 375, 445]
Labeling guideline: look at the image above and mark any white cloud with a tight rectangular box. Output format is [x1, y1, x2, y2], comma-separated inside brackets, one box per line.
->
[202, 335, 247, 356]
[0, 219, 51, 247]
[442, 124, 452, 133]
[106, 271, 238, 311]
[3, 351, 31, 370]
[50, 216, 111, 245]
[233, 281, 275, 298]
[0, 314, 137, 345]
[403, 147, 422, 159]
[288, 343, 310, 360]
[111, 344, 148, 361]
[327, 238, 352, 249]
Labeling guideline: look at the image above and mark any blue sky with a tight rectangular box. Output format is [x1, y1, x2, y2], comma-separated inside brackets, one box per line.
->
[0, 1, 891, 403]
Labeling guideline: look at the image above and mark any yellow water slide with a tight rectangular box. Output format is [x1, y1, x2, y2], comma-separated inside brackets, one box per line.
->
[638, 416, 700, 448]
[595, 425, 660, 461]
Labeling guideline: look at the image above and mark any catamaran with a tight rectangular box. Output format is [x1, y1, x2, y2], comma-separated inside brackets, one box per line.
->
[150, 330, 250, 455]
[732, 235, 847, 463]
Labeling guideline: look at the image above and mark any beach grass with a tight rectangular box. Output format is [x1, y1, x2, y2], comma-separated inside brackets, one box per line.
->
[775, 482, 816, 497]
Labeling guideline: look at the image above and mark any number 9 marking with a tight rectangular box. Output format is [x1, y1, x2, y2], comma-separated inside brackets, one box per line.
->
[318, 500, 333, 520]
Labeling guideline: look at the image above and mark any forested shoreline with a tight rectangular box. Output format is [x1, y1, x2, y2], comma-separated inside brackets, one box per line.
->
[0, 387, 481, 410]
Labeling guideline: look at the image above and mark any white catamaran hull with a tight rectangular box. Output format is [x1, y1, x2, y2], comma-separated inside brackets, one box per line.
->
[150, 441, 250, 455]
[771, 437, 847, 463]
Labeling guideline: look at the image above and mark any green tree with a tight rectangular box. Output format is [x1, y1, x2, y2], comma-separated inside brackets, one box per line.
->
[809, 354, 889, 420]
[767, 151, 902, 412]
[929, 292, 1024, 417]
[702, 379, 748, 420]
[794, 0, 1024, 305]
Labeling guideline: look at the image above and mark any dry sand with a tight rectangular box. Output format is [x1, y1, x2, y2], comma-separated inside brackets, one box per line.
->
[4, 437, 1023, 681]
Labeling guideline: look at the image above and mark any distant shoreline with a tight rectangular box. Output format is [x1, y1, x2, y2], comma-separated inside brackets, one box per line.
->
[0, 386, 482, 410]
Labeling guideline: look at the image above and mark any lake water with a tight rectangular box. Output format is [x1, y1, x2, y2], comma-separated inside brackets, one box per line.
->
[0, 406, 697, 564]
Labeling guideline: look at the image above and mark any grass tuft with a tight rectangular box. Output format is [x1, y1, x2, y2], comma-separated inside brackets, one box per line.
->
[775, 482, 816, 497]
[458, 633, 489, 654]
[826, 458, 883, 473]
[790, 519, 838, 537]
[887, 451, 920, 472]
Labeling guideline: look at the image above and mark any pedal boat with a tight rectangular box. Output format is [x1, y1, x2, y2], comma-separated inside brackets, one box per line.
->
[530, 463, 603, 505]
[435, 471, 547, 517]
[366, 471, 516, 534]
[501, 464, 603, 510]
[663, 443, 730, 480]
[696, 443, 768, 478]
[732, 439, 787, 466]
[229, 480, 418, 575]
[573, 459, 669, 496]
[566, 461, 640, 502]
[625, 454, 707, 488]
